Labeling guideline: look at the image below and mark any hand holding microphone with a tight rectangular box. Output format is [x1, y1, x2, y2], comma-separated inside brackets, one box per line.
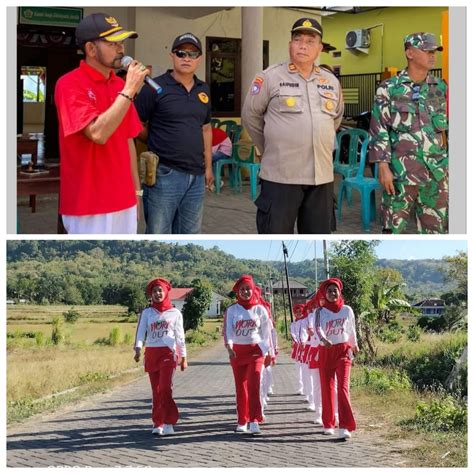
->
[121, 56, 161, 94]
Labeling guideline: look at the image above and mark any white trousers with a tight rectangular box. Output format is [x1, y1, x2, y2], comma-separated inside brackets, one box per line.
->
[295, 362, 304, 394]
[62, 205, 137, 234]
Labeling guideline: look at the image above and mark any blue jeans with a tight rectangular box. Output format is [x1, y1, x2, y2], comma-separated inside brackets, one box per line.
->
[212, 151, 231, 162]
[143, 164, 205, 234]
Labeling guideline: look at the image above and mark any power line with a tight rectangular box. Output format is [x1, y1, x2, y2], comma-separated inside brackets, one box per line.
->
[289, 241, 300, 261]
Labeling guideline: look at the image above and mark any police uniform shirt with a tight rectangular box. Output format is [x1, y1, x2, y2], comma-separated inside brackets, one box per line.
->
[242, 61, 344, 186]
[135, 70, 212, 175]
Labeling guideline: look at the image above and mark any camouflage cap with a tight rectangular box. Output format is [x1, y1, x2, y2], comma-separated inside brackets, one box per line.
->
[404, 32, 443, 52]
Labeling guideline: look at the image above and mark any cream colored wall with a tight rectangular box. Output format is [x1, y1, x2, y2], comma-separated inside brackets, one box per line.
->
[133, 7, 322, 78]
[23, 103, 44, 125]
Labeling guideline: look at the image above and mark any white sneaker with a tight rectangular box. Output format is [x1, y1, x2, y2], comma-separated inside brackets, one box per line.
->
[314, 418, 323, 426]
[323, 428, 335, 435]
[249, 422, 261, 435]
[307, 403, 316, 411]
[235, 424, 248, 433]
[339, 428, 351, 439]
[160, 424, 175, 436]
[152, 426, 163, 435]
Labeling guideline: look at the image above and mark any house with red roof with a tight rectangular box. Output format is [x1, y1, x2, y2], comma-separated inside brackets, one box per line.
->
[169, 288, 226, 317]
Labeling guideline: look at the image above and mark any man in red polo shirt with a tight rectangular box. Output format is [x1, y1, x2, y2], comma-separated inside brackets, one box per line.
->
[55, 13, 149, 233]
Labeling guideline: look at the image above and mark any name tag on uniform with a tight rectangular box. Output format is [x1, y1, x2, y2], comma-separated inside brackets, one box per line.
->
[412, 85, 421, 101]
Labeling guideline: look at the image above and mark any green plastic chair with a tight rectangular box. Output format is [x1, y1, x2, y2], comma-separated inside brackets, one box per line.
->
[213, 124, 243, 194]
[219, 120, 241, 143]
[334, 128, 370, 205]
[337, 138, 381, 232]
[210, 118, 221, 128]
[233, 143, 261, 201]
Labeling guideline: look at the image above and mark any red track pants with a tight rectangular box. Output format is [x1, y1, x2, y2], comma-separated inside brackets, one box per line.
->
[230, 344, 264, 425]
[145, 347, 178, 428]
[318, 343, 356, 432]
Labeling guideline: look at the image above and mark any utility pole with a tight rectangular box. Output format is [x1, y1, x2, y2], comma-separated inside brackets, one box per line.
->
[314, 240, 318, 288]
[268, 278, 275, 317]
[280, 269, 288, 339]
[323, 240, 330, 279]
[282, 242, 294, 323]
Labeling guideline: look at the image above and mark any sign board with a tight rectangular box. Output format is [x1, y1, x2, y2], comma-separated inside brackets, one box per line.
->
[19, 7, 83, 28]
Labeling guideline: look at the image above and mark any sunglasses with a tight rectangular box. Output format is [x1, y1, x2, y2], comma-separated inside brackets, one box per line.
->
[174, 50, 201, 59]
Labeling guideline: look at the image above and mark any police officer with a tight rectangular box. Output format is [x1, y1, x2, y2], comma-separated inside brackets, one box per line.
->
[368, 32, 448, 234]
[242, 18, 343, 234]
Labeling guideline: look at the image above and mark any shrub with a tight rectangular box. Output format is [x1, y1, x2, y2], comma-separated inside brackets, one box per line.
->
[406, 324, 422, 342]
[63, 308, 81, 324]
[185, 330, 207, 345]
[123, 333, 133, 345]
[108, 327, 121, 347]
[7, 330, 37, 339]
[51, 316, 64, 345]
[412, 396, 467, 432]
[405, 341, 466, 392]
[377, 320, 403, 343]
[356, 367, 412, 394]
[35, 332, 45, 346]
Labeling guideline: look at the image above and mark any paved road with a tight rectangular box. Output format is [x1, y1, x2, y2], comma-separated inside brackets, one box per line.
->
[7, 343, 407, 467]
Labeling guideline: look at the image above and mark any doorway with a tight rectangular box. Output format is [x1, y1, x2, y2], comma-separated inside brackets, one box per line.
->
[17, 24, 81, 161]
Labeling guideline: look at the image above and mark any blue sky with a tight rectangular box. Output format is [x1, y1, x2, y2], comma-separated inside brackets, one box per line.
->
[168, 239, 467, 262]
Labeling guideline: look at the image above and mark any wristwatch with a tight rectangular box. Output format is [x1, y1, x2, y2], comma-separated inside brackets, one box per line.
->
[136, 189, 144, 197]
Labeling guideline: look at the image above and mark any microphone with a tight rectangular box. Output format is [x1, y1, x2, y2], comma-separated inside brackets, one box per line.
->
[120, 56, 161, 93]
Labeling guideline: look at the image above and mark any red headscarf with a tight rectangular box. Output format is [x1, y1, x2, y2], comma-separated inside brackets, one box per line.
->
[293, 304, 305, 320]
[318, 278, 344, 313]
[233, 275, 260, 310]
[146, 278, 173, 312]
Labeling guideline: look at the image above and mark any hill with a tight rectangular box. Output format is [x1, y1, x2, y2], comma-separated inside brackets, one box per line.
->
[7, 241, 452, 304]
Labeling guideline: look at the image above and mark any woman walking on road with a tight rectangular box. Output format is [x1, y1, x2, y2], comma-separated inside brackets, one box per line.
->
[134, 278, 187, 436]
[224, 275, 274, 435]
[315, 278, 359, 440]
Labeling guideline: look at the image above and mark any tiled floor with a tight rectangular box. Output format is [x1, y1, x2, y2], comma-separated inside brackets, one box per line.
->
[17, 175, 418, 235]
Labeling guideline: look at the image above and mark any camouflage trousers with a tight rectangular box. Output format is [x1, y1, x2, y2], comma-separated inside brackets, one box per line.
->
[381, 174, 448, 234]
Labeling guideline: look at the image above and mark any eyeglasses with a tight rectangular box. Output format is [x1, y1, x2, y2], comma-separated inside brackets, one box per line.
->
[174, 50, 201, 59]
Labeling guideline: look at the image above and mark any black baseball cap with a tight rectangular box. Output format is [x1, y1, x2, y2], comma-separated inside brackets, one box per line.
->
[75, 13, 138, 46]
[291, 18, 323, 38]
[172, 32, 202, 53]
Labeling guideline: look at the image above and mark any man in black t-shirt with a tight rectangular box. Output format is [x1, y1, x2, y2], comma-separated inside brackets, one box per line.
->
[135, 32, 214, 234]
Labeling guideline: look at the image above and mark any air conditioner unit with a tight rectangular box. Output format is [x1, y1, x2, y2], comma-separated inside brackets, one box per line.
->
[345, 29, 370, 49]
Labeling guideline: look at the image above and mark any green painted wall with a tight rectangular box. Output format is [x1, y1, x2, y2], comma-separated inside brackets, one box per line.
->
[321, 6, 447, 74]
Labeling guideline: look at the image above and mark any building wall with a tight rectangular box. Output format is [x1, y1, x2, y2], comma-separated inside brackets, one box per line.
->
[321, 6, 446, 74]
[131, 7, 321, 79]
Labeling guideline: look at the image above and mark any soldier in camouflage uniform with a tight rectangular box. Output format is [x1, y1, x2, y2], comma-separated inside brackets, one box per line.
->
[368, 32, 448, 234]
